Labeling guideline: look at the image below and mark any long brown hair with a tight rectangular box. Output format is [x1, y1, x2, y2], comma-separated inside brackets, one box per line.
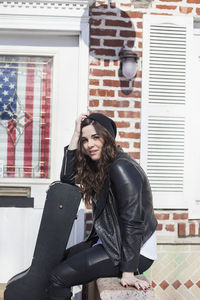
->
[75, 118, 119, 205]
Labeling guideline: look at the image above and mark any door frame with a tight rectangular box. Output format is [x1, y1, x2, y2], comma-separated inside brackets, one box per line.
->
[0, 4, 90, 186]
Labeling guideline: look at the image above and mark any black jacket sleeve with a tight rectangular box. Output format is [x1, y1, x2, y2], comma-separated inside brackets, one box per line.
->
[60, 146, 77, 185]
[110, 158, 145, 273]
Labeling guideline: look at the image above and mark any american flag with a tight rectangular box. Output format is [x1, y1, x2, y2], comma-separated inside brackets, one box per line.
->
[0, 56, 52, 178]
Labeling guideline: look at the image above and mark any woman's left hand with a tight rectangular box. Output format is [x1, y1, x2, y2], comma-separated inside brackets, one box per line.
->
[120, 272, 151, 291]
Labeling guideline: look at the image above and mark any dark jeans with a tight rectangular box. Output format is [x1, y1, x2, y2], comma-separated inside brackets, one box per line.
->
[46, 241, 154, 300]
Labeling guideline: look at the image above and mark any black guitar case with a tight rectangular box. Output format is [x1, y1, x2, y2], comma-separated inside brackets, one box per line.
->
[4, 181, 81, 300]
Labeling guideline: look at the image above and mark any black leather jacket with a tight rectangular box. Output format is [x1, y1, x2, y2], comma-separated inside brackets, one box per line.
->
[60, 147, 157, 273]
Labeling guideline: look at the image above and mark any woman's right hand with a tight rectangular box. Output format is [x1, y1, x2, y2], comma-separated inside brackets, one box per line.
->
[74, 113, 88, 135]
[68, 113, 88, 150]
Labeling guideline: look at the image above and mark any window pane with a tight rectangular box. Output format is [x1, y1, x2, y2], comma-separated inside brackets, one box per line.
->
[0, 55, 52, 178]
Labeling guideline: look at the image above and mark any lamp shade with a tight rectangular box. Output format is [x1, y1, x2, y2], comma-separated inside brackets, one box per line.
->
[122, 58, 137, 79]
[119, 49, 139, 80]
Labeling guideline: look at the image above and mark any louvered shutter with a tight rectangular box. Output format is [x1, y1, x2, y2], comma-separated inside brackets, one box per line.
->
[140, 15, 193, 209]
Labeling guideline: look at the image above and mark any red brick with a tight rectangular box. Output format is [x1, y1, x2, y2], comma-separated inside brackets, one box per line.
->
[116, 141, 129, 148]
[173, 213, 188, 220]
[189, 223, 195, 236]
[110, 3, 116, 8]
[118, 90, 141, 98]
[138, 41, 143, 48]
[135, 101, 141, 108]
[103, 80, 129, 88]
[119, 132, 140, 139]
[156, 5, 177, 9]
[120, 2, 131, 6]
[156, 224, 163, 231]
[172, 280, 182, 289]
[90, 19, 102, 26]
[155, 213, 169, 220]
[90, 28, 117, 36]
[159, 280, 169, 290]
[166, 224, 175, 232]
[85, 212, 92, 221]
[89, 79, 99, 86]
[89, 99, 99, 107]
[121, 11, 143, 19]
[85, 223, 92, 232]
[178, 223, 186, 237]
[120, 30, 136, 38]
[134, 142, 140, 148]
[91, 48, 116, 56]
[92, 11, 117, 16]
[129, 152, 140, 159]
[136, 71, 142, 78]
[127, 40, 135, 48]
[104, 39, 124, 47]
[115, 121, 130, 128]
[114, 60, 119, 66]
[197, 8, 200, 14]
[103, 100, 129, 107]
[90, 38, 100, 46]
[187, 0, 200, 3]
[105, 19, 133, 28]
[90, 69, 115, 77]
[137, 22, 143, 29]
[104, 60, 110, 67]
[90, 89, 115, 97]
[118, 111, 140, 118]
[179, 6, 193, 13]
[184, 280, 194, 289]
[132, 81, 142, 88]
[135, 122, 140, 129]
[136, 32, 143, 38]
[103, 80, 120, 87]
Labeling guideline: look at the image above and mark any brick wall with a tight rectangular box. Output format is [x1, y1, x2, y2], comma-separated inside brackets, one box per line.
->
[87, 0, 200, 242]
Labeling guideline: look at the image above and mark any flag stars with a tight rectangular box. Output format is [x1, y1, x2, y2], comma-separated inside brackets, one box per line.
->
[10, 71, 16, 77]
[0, 70, 3, 76]
[0, 83, 2, 88]
[3, 90, 8, 96]
[3, 76, 9, 82]
[9, 83, 15, 89]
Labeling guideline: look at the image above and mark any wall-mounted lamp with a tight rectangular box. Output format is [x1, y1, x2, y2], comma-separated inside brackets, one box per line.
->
[119, 49, 139, 80]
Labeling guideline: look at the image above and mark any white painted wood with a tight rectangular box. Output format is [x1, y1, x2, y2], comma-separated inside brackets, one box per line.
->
[141, 15, 193, 209]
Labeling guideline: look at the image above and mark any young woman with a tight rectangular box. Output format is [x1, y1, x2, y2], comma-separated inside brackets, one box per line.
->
[46, 113, 158, 300]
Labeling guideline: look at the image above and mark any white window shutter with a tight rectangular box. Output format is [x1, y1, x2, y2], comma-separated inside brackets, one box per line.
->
[140, 15, 193, 209]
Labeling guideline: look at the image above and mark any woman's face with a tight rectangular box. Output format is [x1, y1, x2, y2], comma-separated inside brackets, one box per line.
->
[81, 124, 104, 161]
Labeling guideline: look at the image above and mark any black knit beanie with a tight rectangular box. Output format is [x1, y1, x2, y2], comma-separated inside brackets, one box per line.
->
[88, 113, 117, 138]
